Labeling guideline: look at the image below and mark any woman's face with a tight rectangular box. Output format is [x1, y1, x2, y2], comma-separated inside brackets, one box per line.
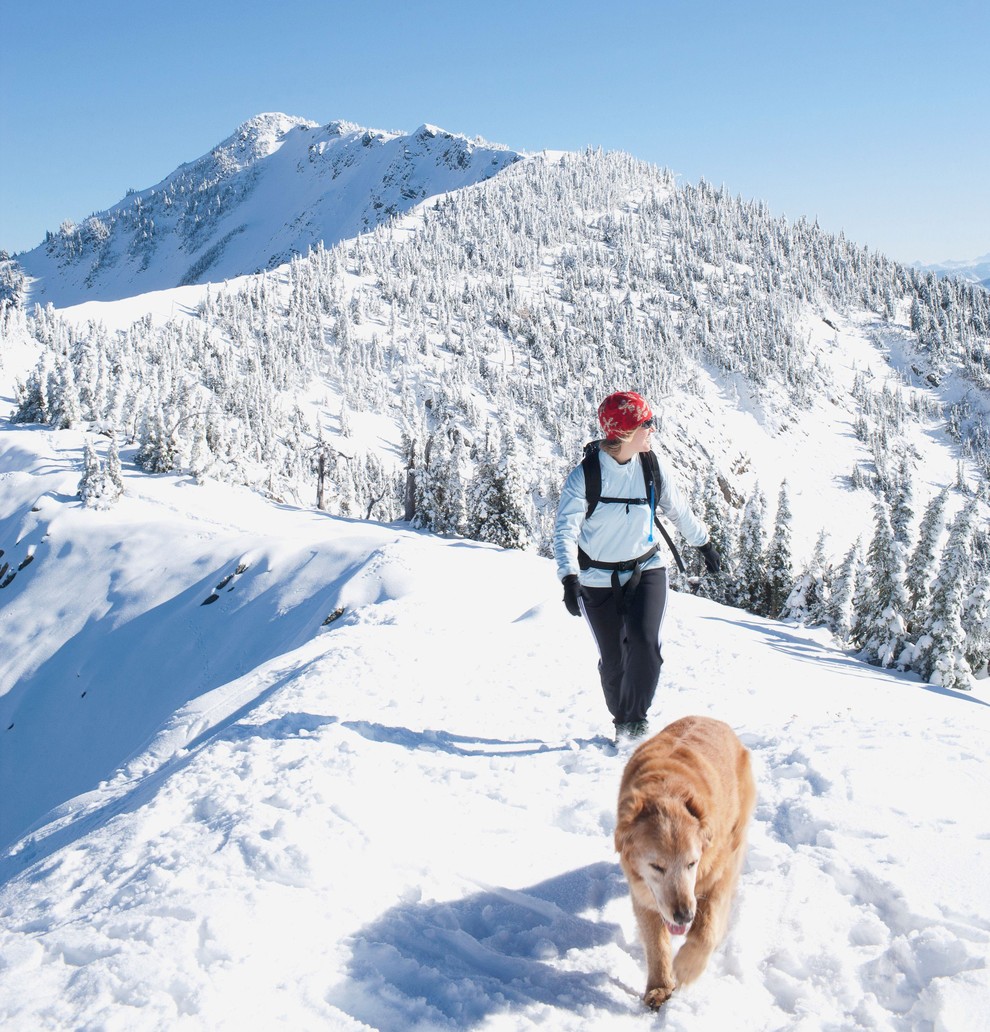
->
[632, 418, 655, 451]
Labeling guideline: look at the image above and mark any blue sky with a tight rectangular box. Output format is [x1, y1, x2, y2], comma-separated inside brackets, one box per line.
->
[1, 0, 987, 265]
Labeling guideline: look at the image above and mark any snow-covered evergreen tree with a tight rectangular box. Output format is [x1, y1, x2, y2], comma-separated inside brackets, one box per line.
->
[77, 440, 102, 507]
[765, 482, 794, 619]
[826, 538, 862, 642]
[339, 401, 353, 438]
[962, 569, 990, 681]
[105, 437, 125, 503]
[135, 407, 178, 473]
[695, 467, 734, 604]
[918, 500, 979, 690]
[855, 502, 911, 668]
[415, 426, 466, 537]
[465, 426, 531, 550]
[187, 414, 212, 482]
[889, 458, 914, 546]
[13, 352, 54, 423]
[849, 547, 874, 654]
[783, 529, 830, 625]
[78, 437, 124, 509]
[905, 488, 949, 634]
[735, 486, 768, 615]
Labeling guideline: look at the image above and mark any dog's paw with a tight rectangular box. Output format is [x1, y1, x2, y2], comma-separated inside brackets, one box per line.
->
[673, 942, 711, 985]
[644, 983, 675, 1010]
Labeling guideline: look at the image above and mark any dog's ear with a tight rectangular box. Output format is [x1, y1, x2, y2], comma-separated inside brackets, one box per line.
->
[615, 790, 650, 853]
[684, 795, 714, 846]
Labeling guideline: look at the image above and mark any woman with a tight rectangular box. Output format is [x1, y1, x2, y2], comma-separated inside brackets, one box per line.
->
[554, 391, 719, 740]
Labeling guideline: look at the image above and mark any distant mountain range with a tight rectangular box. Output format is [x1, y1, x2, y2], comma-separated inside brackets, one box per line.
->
[5, 113, 522, 307]
[913, 254, 990, 290]
[5, 112, 985, 309]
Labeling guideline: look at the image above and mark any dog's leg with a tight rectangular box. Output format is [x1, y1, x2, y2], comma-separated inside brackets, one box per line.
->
[632, 896, 675, 1009]
[673, 849, 743, 985]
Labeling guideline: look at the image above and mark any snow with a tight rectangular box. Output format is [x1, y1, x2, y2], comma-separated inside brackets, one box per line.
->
[54, 280, 217, 331]
[2, 149, 989, 1028]
[1, 415, 988, 1030]
[12, 117, 524, 308]
[35, 204, 974, 571]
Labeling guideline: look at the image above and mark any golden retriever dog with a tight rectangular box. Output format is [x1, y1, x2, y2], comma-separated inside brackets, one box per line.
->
[615, 715, 755, 1009]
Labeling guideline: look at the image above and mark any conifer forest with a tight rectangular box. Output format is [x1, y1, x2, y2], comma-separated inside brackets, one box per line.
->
[5, 149, 989, 688]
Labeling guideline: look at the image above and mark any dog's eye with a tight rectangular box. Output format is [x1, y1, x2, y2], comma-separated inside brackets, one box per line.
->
[650, 863, 666, 875]
[687, 861, 697, 870]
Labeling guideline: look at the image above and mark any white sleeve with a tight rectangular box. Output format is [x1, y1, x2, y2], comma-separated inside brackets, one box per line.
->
[553, 463, 587, 581]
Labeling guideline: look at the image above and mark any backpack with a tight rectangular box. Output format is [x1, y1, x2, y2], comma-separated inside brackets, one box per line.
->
[580, 440, 686, 573]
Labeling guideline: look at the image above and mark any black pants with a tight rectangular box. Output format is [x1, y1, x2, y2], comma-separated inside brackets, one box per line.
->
[579, 567, 669, 725]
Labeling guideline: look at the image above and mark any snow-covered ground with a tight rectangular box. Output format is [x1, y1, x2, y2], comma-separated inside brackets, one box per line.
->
[1, 416, 988, 1031]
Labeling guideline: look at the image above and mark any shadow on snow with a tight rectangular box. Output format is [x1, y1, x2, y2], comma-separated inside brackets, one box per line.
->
[703, 615, 990, 707]
[328, 862, 635, 1030]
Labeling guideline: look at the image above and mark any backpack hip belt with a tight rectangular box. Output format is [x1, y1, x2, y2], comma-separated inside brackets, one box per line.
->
[576, 542, 660, 572]
[576, 543, 660, 616]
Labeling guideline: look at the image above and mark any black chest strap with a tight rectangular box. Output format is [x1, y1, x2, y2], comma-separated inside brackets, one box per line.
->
[580, 445, 686, 574]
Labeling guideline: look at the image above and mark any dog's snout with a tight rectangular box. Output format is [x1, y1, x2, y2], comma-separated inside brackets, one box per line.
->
[673, 906, 695, 926]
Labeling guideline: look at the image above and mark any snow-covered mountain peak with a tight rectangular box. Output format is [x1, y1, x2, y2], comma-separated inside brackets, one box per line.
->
[323, 118, 366, 137]
[211, 112, 319, 171]
[8, 114, 524, 307]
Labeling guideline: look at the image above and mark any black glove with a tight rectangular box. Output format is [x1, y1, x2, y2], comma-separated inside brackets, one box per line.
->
[562, 574, 583, 616]
[697, 542, 721, 574]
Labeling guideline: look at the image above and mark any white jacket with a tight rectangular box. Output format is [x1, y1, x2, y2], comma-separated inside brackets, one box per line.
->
[554, 447, 709, 587]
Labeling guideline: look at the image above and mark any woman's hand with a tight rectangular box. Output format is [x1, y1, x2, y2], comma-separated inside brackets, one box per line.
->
[562, 574, 583, 616]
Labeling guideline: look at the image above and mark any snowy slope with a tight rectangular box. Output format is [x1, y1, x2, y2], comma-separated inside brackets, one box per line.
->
[1, 380, 988, 1031]
[7, 139, 988, 586]
[9, 114, 522, 307]
[28, 205, 981, 569]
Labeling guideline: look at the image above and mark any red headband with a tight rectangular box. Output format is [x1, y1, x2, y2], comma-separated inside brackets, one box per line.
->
[597, 391, 652, 438]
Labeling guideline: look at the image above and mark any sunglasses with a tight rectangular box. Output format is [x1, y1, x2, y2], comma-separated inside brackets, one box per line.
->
[640, 417, 657, 429]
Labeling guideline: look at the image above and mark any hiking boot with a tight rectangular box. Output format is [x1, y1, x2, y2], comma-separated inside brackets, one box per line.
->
[614, 720, 650, 741]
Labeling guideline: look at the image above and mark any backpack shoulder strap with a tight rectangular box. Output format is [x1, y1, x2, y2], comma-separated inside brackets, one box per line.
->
[583, 443, 658, 519]
[640, 450, 662, 496]
[640, 450, 687, 574]
[581, 440, 602, 518]
[581, 443, 687, 574]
